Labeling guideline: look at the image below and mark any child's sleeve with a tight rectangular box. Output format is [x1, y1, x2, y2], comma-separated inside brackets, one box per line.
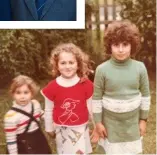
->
[85, 79, 93, 99]
[139, 62, 151, 120]
[85, 80, 93, 121]
[87, 97, 96, 128]
[41, 81, 55, 101]
[4, 112, 18, 154]
[41, 81, 55, 132]
[92, 65, 105, 124]
[43, 96, 55, 132]
[31, 99, 44, 119]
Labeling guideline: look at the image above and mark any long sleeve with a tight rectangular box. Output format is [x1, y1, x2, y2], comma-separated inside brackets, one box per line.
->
[87, 97, 93, 120]
[139, 63, 151, 120]
[31, 99, 44, 119]
[92, 65, 105, 123]
[4, 113, 18, 154]
[44, 97, 55, 132]
[87, 97, 96, 127]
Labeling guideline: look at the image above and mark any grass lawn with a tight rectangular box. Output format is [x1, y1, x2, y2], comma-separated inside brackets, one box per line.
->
[0, 72, 156, 154]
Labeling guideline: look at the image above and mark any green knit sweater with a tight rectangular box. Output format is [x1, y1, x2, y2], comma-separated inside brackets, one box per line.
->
[93, 57, 150, 122]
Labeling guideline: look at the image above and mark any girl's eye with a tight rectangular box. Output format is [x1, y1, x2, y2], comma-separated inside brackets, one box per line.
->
[60, 61, 75, 65]
[123, 42, 129, 46]
[69, 61, 74, 64]
[15, 91, 21, 94]
[60, 62, 65, 65]
[24, 91, 29, 94]
[113, 43, 119, 47]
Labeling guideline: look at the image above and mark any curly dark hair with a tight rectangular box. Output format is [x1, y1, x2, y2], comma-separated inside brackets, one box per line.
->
[104, 20, 141, 55]
[50, 43, 91, 79]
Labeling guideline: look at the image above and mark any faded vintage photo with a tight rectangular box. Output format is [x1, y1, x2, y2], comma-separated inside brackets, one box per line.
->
[0, 0, 156, 154]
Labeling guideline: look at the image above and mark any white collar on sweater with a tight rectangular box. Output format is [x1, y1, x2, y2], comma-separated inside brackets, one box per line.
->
[56, 75, 80, 87]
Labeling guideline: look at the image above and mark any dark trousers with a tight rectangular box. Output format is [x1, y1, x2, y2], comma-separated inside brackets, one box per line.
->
[17, 128, 51, 154]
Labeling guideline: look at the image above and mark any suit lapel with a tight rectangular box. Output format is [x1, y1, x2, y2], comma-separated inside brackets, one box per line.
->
[24, 0, 38, 20]
[40, 0, 62, 19]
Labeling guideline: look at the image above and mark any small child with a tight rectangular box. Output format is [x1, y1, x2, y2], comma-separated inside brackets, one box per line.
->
[41, 43, 98, 154]
[92, 20, 151, 154]
[4, 75, 51, 154]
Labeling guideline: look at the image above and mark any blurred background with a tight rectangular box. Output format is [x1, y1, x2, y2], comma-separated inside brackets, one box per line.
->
[0, 0, 156, 154]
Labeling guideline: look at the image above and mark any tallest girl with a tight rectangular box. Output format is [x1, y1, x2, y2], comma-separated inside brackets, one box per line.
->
[92, 20, 151, 154]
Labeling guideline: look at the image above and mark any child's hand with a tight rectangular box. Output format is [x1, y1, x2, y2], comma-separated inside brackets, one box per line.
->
[96, 122, 107, 138]
[139, 120, 147, 136]
[90, 128, 99, 143]
[47, 131, 56, 139]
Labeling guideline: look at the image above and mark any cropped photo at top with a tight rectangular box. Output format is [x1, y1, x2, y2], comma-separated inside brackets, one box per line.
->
[0, 0, 76, 21]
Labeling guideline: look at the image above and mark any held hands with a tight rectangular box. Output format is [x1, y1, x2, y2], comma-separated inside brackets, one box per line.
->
[139, 120, 147, 136]
[90, 127, 99, 143]
[96, 122, 107, 139]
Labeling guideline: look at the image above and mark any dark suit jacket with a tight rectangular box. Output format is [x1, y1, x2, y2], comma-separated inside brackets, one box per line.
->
[10, 0, 76, 21]
[0, 0, 11, 21]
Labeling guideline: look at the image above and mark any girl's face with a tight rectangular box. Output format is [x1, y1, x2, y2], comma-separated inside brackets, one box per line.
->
[58, 52, 78, 79]
[13, 84, 32, 106]
[111, 42, 131, 61]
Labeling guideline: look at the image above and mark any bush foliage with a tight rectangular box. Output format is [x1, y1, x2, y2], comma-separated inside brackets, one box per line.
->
[0, 1, 94, 86]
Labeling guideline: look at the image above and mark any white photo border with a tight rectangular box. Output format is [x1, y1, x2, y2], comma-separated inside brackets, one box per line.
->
[0, 0, 85, 29]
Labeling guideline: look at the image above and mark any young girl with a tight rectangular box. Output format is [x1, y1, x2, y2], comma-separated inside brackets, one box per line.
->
[92, 20, 151, 154]
[41, 43, 98, 154]
[4, 75, 51, 154]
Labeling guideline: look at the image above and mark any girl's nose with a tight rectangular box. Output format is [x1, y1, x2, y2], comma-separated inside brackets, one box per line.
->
[21, 94, 25, 98]
[65, 63, 71, 68]
[66, 64, 69, 68]
[119, 44, 123, 52]
[21, 95, 25, 98]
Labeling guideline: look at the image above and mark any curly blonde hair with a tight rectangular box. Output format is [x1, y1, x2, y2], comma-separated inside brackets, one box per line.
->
[104, 20, 141, 55]
[50, 43, 91, 79]
[10, 75, 39, 96]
